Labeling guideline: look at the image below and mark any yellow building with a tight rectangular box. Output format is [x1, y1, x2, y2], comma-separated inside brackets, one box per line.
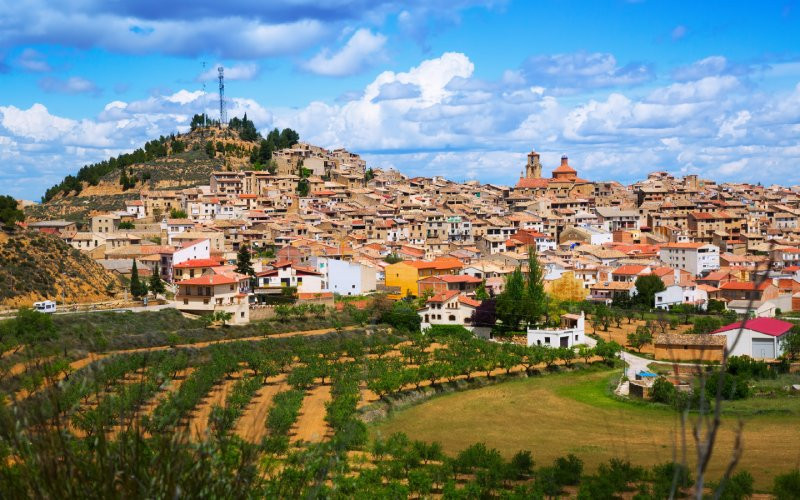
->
[544, 271, 588, 302]
[384, 257, 464, 299]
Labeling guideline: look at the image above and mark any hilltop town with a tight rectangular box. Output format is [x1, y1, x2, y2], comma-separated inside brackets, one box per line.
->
[20, 126, 800, 340]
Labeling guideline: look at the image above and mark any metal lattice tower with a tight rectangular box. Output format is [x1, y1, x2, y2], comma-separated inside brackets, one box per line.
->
[218, 66, 227, 127]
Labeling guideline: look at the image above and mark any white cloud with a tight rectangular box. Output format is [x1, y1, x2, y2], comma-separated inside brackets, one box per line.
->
[4, 51, 800, 200]
[38, 76, 100, 95]
[671, 25, 688, 41]
[165, 90, 203, 105]
[197, 63, 259, 82]
[520, 52, 654, 92]
[303, 28, 387, 77]
[16, 48, 51, 72]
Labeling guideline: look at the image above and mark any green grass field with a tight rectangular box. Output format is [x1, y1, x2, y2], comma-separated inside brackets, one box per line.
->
[370, 370, 800, 491]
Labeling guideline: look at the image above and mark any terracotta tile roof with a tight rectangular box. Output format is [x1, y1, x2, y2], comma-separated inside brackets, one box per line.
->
[174, 258, 224, 269]
[720, 281, 771, 291]
[426, 290, 460, 303]
[435, 274, 483, 283]
[458, 296, 482, 307]
[177, 275, 238, 286]
[612, 264, 648, 275]
[515, 177, 550, 189]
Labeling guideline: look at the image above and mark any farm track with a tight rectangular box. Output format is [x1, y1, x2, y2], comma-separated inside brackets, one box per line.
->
[188, 370, 247, 441]
[291, 384, 332, 444]
[129, 368, 195, 438]
[234, 374, 288, 443]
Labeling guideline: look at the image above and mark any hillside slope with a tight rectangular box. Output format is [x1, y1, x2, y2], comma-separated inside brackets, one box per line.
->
[26, 126, 259, 223]
[0, 230, 122, 307]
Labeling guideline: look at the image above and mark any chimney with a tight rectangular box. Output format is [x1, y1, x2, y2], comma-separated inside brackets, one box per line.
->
[560, 154, 569, 166]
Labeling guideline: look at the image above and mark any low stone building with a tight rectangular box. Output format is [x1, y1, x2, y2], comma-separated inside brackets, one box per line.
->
[653, 333, 726, 362]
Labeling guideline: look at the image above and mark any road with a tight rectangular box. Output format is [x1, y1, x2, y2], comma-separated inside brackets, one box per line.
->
[54, 303, 174, 315]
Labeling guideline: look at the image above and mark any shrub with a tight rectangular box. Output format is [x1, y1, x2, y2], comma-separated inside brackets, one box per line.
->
[773, 469, 800, 500]
[704, 371, 750, 401]
[651, 377, 677, 405]
[716, 470, 754, 500]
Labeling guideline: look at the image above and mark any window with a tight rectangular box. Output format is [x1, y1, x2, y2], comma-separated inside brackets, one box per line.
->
[544, 337, 550, 343]
[448, 315, 456, 321]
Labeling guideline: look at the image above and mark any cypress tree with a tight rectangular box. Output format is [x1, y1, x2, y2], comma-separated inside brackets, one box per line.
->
[130, 260, 144, 298]
[525, 245, 547, 327]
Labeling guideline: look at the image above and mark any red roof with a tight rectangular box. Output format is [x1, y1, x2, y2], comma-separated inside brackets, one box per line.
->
[174, 258, 223, 269]
[436, 274, 482, 284]
[426, 290, 460, 303]
[612, 265, 648, 276]
[712, 318, 793, 337]
[516, 177, 550, 189]
[458, 296, 482, 307]
[177, 275, 238, 286]
[720, 281, 771, 291]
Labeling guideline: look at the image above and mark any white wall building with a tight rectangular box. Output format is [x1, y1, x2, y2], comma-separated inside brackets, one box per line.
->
[654, 284, 709, 310]
[527, 312, 586, 348]
[418, 291, 482, 331]
[711, 318, 793, 359]
[173, 273, 250, 324]
[311, 257, 378, 296]
[659, 243, 720, 276]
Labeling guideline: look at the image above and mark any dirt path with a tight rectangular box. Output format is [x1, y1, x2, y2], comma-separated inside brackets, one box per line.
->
[291, 384, 332, 444]
[188, 371, 246, 441]
[234, 374, 288, 443]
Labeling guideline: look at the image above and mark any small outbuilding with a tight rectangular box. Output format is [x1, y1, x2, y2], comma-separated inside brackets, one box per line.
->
[654, 333, 726, 362]
[710, 318, 794, 359]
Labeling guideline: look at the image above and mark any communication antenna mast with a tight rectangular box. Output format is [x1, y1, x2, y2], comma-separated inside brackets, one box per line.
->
[218, 66, 227, 128]
[201, 61, 207, 135]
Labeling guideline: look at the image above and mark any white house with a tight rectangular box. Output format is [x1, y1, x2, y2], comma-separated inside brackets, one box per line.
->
[527, 312, 586, 348]
[173, 273, 250, 324]
[659, 242, 720, 276]
[254, 261, 324, 297]
[418, 291, 482, 331]
[159, 238, 211, 282]
[594, 207, 640, 232]
[310, 257, 377, 296]
[711, 318, 793, 359]
[654, 284, 708, 310]
[125, 200, 146, 219]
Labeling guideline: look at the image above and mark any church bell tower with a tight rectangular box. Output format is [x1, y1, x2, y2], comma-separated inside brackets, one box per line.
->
[525, 150, 542, 179]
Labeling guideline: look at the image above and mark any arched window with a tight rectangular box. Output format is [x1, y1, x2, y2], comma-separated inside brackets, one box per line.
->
[448, 315, 456, 321]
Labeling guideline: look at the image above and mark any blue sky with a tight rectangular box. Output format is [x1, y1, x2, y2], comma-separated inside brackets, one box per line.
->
[1, 0, 800, 200]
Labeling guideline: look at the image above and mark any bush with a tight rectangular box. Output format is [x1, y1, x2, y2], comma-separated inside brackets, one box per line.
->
[726, 355, 775, 380]
[651, 377, 677, 405]
[773, 469, 800, 500]
[704, 371, 750, 401]
[692, 316, 722, 334]
[381, 301, 421, 333]
[650, 462, 693, 498]
[552, 454, 583, 486]
[716, 470, 754, 500]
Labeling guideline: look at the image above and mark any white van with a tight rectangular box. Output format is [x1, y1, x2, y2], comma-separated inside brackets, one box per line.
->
[33, 300, 57, 313]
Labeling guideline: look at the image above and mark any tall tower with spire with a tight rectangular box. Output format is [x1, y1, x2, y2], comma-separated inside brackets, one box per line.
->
[525, 150, 542, 179]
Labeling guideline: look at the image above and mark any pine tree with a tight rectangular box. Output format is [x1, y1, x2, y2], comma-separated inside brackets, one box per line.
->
[236, 245, 255, 277]
[525, 245, 547, 327]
